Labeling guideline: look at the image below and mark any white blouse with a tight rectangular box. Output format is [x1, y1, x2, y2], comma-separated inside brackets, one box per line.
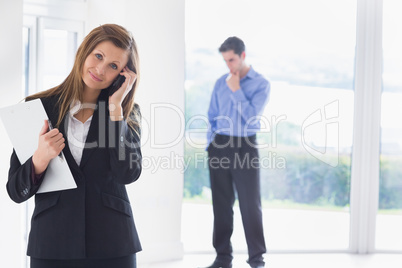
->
[67, 101, 93, 166]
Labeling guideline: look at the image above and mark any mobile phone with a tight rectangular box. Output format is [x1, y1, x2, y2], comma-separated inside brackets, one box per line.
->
[108, 75, 126, 96]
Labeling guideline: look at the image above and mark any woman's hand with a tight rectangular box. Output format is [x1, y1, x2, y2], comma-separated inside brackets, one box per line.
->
[32, 120, 65, 174]
[109, 67, 137, 121]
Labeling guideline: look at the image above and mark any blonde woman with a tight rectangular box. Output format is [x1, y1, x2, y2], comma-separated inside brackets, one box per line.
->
[7, 24, 142, 268]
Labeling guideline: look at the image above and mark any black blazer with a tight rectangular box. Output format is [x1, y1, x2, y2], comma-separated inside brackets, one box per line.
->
[6, 90, 142, 259]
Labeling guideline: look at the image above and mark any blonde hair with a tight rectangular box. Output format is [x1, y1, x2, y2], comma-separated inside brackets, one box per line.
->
[26, 24, 140, 131]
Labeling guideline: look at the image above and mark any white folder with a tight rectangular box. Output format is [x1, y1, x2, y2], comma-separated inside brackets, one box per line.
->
[0, 99, 77, 193]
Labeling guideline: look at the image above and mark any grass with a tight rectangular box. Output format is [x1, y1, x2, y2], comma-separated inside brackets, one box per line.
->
[377, 209, 402, 215]
[182, 196, 350, 212]
[183, 197, 402, 215]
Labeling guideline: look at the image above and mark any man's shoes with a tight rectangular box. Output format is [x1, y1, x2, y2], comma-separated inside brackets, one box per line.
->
[200, 262, 232, 268]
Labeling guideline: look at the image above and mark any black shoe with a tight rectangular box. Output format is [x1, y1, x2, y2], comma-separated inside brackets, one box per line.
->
[200, 262, 232, 268]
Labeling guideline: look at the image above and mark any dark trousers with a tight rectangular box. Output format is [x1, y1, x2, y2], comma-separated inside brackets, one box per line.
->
[30, 254, 136, 268]
[208, 134, 266, 267]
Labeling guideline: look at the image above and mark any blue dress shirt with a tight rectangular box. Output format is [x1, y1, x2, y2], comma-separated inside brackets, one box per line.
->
[207, 66, 270, 146]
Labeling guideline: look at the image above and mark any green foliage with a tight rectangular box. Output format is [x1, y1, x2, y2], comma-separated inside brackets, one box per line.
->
[184, 141, 402, 211]
[259, 148, 351, 207]
[379, 155, 402, 209]
[183, 146, 210, 197]
[185, 81, 212, 123]
[184, 140, 352, 208]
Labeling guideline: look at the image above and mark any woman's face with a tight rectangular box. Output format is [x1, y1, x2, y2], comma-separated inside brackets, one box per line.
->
[82, 40, 129, 91]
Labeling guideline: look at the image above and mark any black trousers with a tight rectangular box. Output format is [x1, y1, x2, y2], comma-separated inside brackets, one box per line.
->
[208, 134, 266, 267]
[30, 254, 136, 268]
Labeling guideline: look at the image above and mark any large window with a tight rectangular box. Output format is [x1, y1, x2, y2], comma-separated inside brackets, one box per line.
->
[377, 0, 402, 251]
[184, 0, 356, 252]
[38, 19, 80, 90]
[23, 17, 83, 95]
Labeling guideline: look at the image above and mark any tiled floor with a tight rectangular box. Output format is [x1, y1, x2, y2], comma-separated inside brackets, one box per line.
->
[140, 203, 402, 267]
[142, 253, 402, 268]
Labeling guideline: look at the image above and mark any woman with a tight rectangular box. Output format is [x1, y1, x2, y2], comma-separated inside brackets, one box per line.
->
[7, 24, 142, 268]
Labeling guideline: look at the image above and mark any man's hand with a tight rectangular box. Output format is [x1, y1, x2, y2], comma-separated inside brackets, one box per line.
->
[226, 71, 240, 92]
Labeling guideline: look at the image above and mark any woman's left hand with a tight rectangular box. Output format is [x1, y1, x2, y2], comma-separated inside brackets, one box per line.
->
[109, 66, 137, 120]
[109, 66, 137, 105]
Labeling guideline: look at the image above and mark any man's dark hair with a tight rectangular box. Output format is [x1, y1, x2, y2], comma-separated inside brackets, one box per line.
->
[219, 36, 245, 56]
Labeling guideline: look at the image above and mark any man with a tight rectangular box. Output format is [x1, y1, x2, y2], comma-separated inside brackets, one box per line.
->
[204, 37, 270, 268]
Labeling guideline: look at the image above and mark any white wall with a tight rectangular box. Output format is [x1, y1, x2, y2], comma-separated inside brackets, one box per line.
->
[86, 0, 126, 32]
[123, 0, 185, 264]
[0, 0, 25, 267]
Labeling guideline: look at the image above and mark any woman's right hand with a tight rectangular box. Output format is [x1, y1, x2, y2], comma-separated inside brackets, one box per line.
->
[32, 120, 65, 175]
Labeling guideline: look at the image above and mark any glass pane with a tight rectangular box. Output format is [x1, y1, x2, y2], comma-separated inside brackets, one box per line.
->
[22, 27, 30, 96]
[184, 0, 356, 251]
[42, 29, 77, 90]
[376, 0, 402, 250]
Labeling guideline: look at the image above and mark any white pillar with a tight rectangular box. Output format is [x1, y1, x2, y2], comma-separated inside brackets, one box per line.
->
[0, 0, 25, 267]
[350, 0, 383, 254]
[124, 0, 185, 264]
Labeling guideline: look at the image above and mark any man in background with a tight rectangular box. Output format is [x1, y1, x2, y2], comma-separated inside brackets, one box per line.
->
[203, 36, 270, 268]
